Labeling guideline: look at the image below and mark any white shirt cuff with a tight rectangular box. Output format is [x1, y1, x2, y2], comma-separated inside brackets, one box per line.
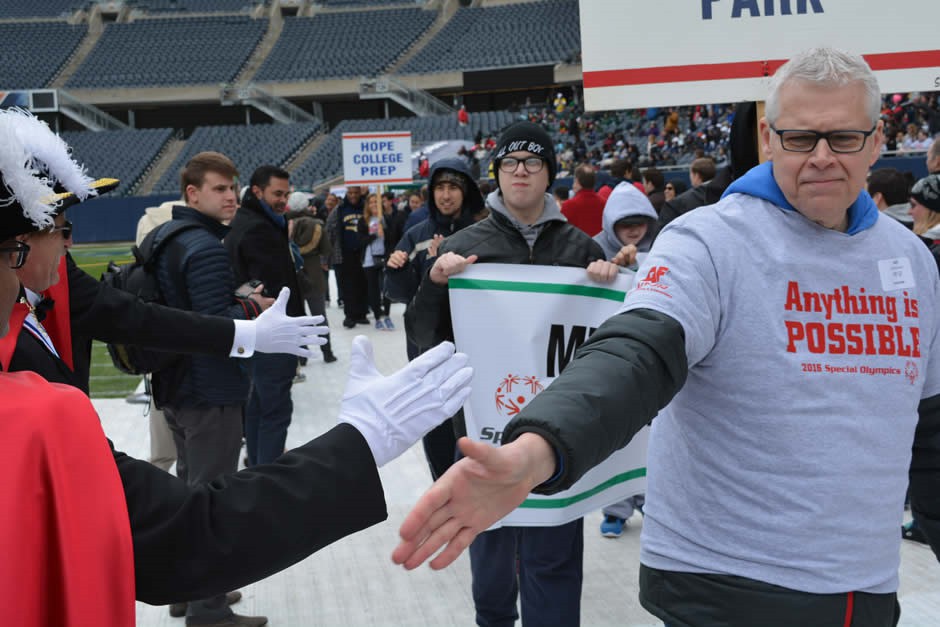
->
[230, 319, 257, 358]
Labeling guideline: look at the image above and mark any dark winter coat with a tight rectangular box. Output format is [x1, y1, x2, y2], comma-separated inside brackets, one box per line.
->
[385, 158, 484, 304]
[226, 194, 304, 317]
[153, 206, 256, 409]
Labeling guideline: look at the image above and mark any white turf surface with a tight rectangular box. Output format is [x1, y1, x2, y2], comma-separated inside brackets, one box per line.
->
[95, 301, 940, 627]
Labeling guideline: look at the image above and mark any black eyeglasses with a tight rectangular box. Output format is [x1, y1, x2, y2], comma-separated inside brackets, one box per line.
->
[769, 124, 877, 153]
[49, 220, 73, 240]
[665, 185, 675, 190]
[0, 241, 30, 269]
[498, 157, 546, 174]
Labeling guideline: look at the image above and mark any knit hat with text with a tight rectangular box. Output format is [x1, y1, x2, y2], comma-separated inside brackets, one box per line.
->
[492, 121, 556, 190]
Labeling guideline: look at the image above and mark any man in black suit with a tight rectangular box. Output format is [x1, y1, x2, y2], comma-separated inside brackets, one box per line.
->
[0, 107, 474, 622]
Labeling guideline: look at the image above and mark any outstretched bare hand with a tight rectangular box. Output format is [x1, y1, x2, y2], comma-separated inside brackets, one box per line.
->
[392, 433, 555, 570]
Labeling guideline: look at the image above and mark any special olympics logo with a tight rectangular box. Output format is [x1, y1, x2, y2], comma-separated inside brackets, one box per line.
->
[905, 360, 920, 385]
[495, 373, 544, 416]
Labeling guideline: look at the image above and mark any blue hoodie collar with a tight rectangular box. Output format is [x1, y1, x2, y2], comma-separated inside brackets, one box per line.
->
[722, 161, 878, 235]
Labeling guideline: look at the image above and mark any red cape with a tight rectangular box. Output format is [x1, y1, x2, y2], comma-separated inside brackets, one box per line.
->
[0, 371, 135, 626]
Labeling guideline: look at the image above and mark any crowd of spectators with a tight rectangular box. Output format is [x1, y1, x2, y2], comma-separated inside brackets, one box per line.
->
[468, 89, 939, 182]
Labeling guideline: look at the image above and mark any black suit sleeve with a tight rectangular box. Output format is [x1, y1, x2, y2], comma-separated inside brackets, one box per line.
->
[909, 393, 940, 562]
[67, 253, 234, 355]
[117, 422, 387, 604]
[502, 308, 688, 493]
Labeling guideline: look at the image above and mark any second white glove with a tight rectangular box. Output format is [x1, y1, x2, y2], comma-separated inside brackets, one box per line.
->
[253, 287, 330, 357]
[339, 336, 473, 467]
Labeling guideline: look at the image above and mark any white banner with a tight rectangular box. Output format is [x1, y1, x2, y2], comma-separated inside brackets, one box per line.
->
[342, 131, 413, 185]
[449, 264, 648, 526]
[579, 0, 940, 110]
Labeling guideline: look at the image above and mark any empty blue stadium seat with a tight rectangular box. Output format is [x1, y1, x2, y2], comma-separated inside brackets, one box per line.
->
[401, 0, 579, 74]
[125, 0, 262, 13]
[0, 22, 87, 89]
[66, 16, 265, 88]
[152, 121, 321, 194]
[61, 128, 174, 196]
[0, 0, 86, 19]
[255, 9, 435, 82]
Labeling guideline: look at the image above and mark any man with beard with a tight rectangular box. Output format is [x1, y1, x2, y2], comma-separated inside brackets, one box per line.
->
[226, 165, 304, 468]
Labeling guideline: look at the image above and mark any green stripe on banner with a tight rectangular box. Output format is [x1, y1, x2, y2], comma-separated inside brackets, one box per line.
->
[519, 467, 646, 509]
[449, 278, 626, 302]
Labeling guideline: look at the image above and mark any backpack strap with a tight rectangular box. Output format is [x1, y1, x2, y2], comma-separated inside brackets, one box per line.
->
[135, 219, 205, 267]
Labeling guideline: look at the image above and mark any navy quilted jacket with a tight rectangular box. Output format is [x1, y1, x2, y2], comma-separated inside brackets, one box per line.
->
[152, 205, 254, 409]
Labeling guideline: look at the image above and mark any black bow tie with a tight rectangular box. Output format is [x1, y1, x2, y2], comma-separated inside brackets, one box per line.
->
[34, 297, 55, 322]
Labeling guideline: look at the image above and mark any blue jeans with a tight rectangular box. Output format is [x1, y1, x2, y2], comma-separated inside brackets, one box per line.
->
[469, 519, 584, 627]
[244, 352, 297, 465]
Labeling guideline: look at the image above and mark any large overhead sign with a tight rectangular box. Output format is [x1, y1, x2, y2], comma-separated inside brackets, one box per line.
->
[579, 0, 940, 111]
[342, 131, 413, 185]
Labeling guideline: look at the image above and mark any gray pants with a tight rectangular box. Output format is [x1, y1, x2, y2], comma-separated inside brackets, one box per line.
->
[163, 404, 244, 621]
[148, 406, 176, 472]
[602, 494, 645, 521]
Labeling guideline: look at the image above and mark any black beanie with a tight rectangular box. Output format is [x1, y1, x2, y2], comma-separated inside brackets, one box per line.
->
[912, 174, 940, 213]
[493, 121, 556, 190]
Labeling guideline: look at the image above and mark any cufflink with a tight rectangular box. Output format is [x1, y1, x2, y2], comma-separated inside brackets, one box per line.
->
[237, 347, 246, 355]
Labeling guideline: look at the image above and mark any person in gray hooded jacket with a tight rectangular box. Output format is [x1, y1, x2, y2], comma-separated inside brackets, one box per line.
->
[594, 181, 659, 270]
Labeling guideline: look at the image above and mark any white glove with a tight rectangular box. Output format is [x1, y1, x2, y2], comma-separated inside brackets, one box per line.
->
[339, 336, 473, 467]
[254, 287, 329, 357]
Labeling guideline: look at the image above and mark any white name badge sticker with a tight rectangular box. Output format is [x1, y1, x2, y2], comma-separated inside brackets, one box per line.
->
[878, 257, 915, 291]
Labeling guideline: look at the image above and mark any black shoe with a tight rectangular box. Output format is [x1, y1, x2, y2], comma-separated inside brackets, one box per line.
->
[322, 350, 337, 363]
[342, 318, 356, 329]
[354, 316, 370, 325]
[169, 591, 242, 617]
[902, 522, 929, 545]
[184, 613, 267, 627]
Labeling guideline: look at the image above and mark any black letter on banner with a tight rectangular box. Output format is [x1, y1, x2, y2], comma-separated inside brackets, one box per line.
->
[546, 324, 588, 377]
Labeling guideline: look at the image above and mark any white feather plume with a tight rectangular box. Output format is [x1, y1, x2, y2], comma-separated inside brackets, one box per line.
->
[0, 108, 97, 231]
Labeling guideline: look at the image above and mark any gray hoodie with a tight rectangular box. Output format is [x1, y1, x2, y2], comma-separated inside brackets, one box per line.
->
[485, 190, 566, 248]
[882, 202, 914, 228]
[593, 181, 658, 260]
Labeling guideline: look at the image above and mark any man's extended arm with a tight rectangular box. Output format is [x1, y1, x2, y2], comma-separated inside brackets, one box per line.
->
[393, 307, 688, 569]
[67, 252, 233, 356]
[503, 308, 688, 492]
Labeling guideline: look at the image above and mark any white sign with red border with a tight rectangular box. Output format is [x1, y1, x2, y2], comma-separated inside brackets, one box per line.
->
[342, 131, 413, 185]
[579, 0, 940, 111]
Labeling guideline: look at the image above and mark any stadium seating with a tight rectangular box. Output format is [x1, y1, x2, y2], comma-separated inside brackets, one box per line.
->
[317, 0, 424, 5]
[401, 0, 579, 74]
[290, 110, 513, 187]
[0, 0, 86, 19]
[126, 0, 262, 13]
[62, 127, 174, 196]
[0, 22, 87, 89]
[66, 16, 265, 88]
[255, 9, 435, 82]
[152, 121, 321, 193]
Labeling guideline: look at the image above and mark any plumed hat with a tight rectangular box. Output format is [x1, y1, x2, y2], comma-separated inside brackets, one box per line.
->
[0, 108, 118, 241]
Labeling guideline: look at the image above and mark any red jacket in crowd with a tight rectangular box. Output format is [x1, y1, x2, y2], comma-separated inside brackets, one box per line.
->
[561, 188, 606, 237]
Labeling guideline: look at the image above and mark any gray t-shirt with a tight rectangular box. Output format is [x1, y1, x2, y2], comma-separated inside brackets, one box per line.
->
[622, 193, 940, 594]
